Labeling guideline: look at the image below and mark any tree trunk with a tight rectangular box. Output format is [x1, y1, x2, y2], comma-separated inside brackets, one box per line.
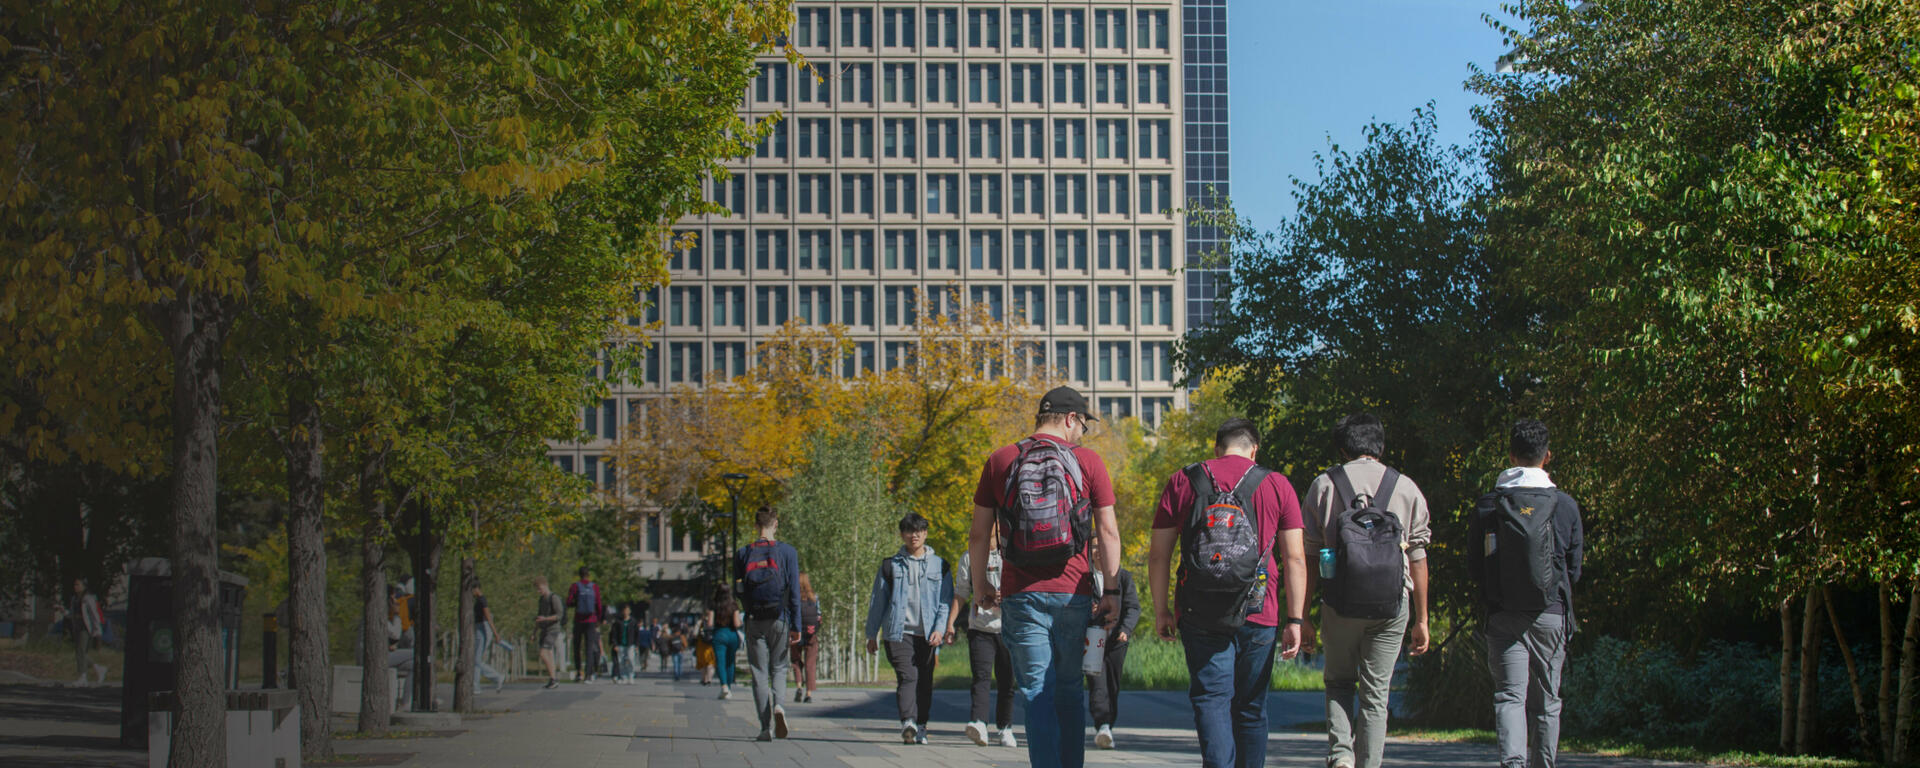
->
[163, 291, 228, 768]
[284, 378, 331, 758]
[454, 552, 477, 713]
[1822, 586, 1871, 754]
[356, 453, 391, 733]
[1895, 581, 1918, 764]
[1797, 587, 1824, 754]
[1880, 584, 1896, 764]
[1781, 595, 1796, 754]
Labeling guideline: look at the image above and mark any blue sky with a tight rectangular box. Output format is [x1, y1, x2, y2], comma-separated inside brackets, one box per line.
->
[1228, 0, 1511, 231]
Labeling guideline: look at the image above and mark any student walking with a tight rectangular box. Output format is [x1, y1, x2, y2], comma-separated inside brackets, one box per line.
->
[565, 567, 604, 683]
[665, 625, 687, 681]
[67, 578, 108, 686]
[694, 619, 716, 684]
[635, 619, 655, 673]
[708, 588, 743, 699]
[533, 577, 564, 689]
[1087, 561, 1141, 749]
[953, 530, 1017, 748]
[969, 386, 1123, 768]
[1304, 413, 1434, 768]
[865, 513, 954, 745]
[1471, 419, 1585, 768]
[1147, 418, 1307, 768]
[471, 584, 508, 692]
[609, 604, 640, 684]
[791, 574, 821, 704]
[735, 506, 803, 742]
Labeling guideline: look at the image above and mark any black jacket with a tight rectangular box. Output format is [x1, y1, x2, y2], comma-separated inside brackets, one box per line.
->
[1110, 569, 1142, 641]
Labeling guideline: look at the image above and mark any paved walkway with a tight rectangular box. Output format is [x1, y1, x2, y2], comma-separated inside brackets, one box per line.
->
[0, 669, 1708, 768]
[323, 670, 1697, 768]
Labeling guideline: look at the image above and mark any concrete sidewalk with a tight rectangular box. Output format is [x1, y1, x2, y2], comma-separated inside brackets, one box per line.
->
[326, 670, 1701, 768]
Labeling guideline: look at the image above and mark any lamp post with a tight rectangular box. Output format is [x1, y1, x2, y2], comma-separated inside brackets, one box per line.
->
[720, 473, 749, 595]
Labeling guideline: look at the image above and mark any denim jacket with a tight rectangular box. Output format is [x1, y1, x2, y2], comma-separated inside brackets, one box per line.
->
[864, 546, 953, 643]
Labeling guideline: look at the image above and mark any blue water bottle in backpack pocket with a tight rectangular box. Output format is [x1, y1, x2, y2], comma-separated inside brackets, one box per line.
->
[1318, 548, 1336, 580]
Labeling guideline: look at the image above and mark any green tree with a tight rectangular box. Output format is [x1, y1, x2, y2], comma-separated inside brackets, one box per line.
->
[777, 426, 900, 683]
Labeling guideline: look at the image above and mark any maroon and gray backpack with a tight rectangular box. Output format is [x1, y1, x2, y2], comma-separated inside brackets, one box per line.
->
[997, 437, 1091, 567]
[1176, 462, 1272, 633]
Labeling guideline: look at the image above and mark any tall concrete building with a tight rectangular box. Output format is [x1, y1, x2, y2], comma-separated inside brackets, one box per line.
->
[553, 0, 1226, 588]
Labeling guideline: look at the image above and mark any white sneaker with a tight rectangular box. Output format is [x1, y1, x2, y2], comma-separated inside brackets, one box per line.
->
[74, 676, 89, 687]
[92, 664, 108, 685]
[901, 719, 917, 744]
[965, 720, 989, 746]
[1095, 724, 1114, 749]
[719, 686, 731, 700]
[998, 728, 1017, 748]
[914, 726, 928, 745]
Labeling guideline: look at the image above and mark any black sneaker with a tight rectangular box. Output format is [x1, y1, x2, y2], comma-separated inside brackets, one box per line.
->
[543, 679, 558, 690]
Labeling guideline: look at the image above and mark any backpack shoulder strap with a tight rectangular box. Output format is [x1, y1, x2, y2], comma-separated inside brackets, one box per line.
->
[1232, 465, 1273, 498]
[1372, 468, 1401, 510]
[1327, 465, 1359, 511]
[1183, 462, 1214, 528]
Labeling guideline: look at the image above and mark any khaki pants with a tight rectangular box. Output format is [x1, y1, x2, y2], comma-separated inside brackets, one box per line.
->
[1319, 595, 1408, 768]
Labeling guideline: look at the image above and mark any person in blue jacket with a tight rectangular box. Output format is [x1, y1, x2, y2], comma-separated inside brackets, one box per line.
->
[865, 512, 954, 745]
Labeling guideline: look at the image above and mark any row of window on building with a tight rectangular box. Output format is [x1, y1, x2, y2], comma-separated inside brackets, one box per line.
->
[637, 282, 1178, 331]
[585, 336, 1177, 391]
[788, 7, 1173, 54]
[751, 61, 1174, 109]
[708, 171, 1179, 219]
[745, 117, 1175, 164]
[668, 228, 1178, 276]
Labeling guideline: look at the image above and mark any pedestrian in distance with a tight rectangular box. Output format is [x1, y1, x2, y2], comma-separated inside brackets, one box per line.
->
[1303, 413, 1434, 768]
[471, 584, 509, 692]
[533, 576, 565, 689]
[1471, 419, 1585, 768]
[609, 603, 641, 684]
[66, 578, 108, 687]
[694, 618, 716, 684]
[953, 525, 1018, 748]
[635, 617, 655, 673]
[708, 587, 743, 699]
[1087, 548, 1141, 750]
[792, 574, 821, 704]
[735, 505, 803, 742]
[969, 386, 1123, 768]
[1147, 417, 1308, 768]
[865, 512, 954, 745]
[565, 566, 604, 684]
[665, 624, 687, 681]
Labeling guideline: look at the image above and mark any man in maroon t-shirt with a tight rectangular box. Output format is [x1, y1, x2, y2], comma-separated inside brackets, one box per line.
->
[968, 386, 1120, 768]
[1147, 418, 1306, 768]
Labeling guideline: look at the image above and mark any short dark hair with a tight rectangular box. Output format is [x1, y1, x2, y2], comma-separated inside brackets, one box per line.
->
[1510, 419, 1550, 465]
[898, 512, 931, 533]
[1215, 418, 1260, 451]
[577, 565, 590, 579]
[1334, 413, 1386, 459]
[755, 505, 778, 529]
[1034, 412, 1072, 430]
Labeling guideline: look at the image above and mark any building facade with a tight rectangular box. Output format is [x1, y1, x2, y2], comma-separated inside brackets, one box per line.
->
[553, 0, 1225, 587]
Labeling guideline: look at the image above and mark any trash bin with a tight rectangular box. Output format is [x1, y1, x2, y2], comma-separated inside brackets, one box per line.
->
[119, 557, 249, 748]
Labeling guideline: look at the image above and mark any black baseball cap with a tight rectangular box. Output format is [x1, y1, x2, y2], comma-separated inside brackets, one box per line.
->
[1038, 386, 1099, 422]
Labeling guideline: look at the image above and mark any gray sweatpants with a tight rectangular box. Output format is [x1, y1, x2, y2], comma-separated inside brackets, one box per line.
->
[1320, 596, 1408, 768]
[1485, 611, 1568, 768]
[745, 618, 790, 732]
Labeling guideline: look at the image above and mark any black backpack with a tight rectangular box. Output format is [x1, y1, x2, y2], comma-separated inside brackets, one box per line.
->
[1472, 487, 1563, 612]
[998, 438, 1092, 568]
[741, 540, 787, 619]
[1176, 462, 1272, 633]
[1322, 466, 1406, 620]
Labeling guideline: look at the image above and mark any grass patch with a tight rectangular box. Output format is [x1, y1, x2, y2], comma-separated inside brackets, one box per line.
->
[334, 730, 440, 741]
[1387, 727, 1887, 768]
[800, 636, 1325, 691]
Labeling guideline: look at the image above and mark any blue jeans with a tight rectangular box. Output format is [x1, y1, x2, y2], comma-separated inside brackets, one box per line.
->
[1182, 622, 1277, 768]
[711, 627, 740, 687]
[1002, 591, 1092, 768]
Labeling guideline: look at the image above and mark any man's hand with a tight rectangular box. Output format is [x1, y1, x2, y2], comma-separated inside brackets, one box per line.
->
[1154, 608, 1178, 641]
[1408, 620, 1431, 656]
[1099, 593, 1120, 629]
[1279, 623, 1303, 660]
[975, 583, 1000, 611]
[1116, 631, 1129, 644]
[929, 630, 946, 646]
[789, 631, 801, 645]
[866, 637, 879, 655]
[945, 624, 958, 645]
[1300, 621, 1318, 656]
